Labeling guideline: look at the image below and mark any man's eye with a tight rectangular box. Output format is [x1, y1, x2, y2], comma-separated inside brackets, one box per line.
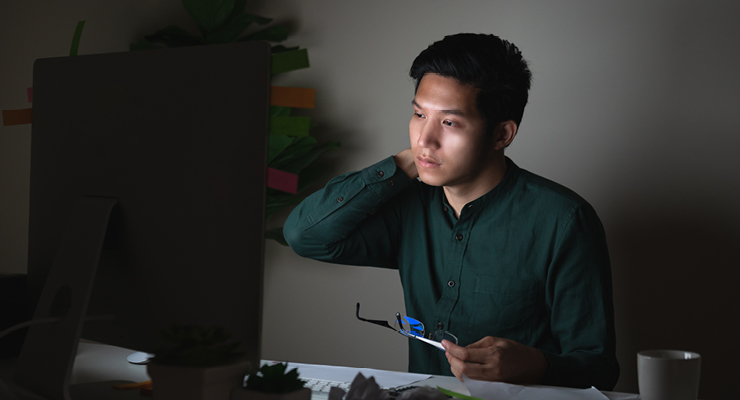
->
[443, 120, 457, 127]
[414, 112, 425, 118]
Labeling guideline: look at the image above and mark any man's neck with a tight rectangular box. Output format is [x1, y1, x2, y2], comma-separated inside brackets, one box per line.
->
[443, 156, 508, 219]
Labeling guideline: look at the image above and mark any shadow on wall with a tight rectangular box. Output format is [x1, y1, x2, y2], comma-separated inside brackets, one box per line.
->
[609, 208, 740, 400]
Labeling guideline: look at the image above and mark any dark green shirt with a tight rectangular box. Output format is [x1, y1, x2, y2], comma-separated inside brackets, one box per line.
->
[284, 156, 619, 390]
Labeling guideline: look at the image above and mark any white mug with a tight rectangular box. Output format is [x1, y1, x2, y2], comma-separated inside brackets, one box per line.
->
[637, 349, 701, 400]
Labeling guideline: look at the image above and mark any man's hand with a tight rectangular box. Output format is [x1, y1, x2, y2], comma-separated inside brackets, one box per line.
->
[394, 148, 418, 180]
[442, 336, 548, 384]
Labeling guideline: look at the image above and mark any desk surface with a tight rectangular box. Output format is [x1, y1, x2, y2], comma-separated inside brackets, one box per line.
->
[0, 342, 638, 400]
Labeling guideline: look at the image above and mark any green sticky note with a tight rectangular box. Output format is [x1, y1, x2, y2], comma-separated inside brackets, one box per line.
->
[271, 49, 309, 74]
[269, 116, 311, 137]
[436, 386, 483, 400]
[70, 21, 86, 56]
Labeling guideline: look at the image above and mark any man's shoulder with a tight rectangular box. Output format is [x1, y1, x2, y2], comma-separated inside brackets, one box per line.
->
[513, 165, 591, 211]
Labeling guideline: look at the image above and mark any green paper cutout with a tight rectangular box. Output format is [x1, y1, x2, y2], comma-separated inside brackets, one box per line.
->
[70, 21, 86, 56]
[269, 116, 311, 137]
[436, 386, 483, 400]
[271, 49, 309, 74]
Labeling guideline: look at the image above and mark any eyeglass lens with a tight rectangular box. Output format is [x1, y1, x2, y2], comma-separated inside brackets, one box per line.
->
[394, 315, 425, 338]
[430, 330, 458, 345]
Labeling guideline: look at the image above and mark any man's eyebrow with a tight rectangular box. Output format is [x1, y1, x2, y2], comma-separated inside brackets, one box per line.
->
[411, 99, 467, 117]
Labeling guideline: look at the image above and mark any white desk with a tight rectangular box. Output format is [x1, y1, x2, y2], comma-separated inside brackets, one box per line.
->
[0, 343, 638, 400]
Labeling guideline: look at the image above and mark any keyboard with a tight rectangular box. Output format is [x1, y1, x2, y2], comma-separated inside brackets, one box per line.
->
[303, 377, 365, 393]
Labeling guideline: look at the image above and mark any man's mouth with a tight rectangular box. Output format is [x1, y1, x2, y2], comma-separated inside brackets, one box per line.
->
[417, 155, 441, 168]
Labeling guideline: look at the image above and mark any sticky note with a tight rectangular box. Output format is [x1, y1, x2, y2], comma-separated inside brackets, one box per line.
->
[70, 21, 86, 56]
[270, 86, 316, 109]
[2, 108, 33, 126]
[269, 116, 311, 137]
[27, 87, 33, 103]
[436, 387, 483, 400]
[271, 49, 309, 74]
[267, 167, 299, 194]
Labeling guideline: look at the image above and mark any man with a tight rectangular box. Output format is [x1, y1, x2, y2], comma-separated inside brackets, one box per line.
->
[283, 33, 619, 390]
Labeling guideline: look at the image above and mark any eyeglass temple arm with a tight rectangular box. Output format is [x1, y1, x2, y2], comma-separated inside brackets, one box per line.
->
[355, 302, 397, 332]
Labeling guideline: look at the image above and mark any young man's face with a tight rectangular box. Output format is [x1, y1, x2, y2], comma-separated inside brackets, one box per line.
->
[409, 73, 495, 189]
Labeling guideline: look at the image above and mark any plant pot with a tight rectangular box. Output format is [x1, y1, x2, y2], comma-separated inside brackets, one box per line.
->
[230, 387, 311, 400]
[147, 361, 251, 400]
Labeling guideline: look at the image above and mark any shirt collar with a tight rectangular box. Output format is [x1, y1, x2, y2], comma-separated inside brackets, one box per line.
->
[441, 157, 520, 217]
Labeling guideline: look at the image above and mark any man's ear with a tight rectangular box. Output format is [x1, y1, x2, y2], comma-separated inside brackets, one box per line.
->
[493, 120, 518, 150]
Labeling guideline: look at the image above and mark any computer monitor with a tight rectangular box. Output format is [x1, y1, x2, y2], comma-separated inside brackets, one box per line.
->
[16, 41, 270, 398]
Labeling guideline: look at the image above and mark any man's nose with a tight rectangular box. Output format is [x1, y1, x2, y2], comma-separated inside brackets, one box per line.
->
[417, 121, 440, 149]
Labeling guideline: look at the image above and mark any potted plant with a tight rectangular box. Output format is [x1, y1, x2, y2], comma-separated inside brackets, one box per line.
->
[146, 324, 251, 400]
[231, 362, 310, 400]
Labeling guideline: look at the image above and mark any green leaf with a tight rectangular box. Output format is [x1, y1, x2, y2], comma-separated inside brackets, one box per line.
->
[205, 13, 273, 43]
[268, 135, 295, 164]
[246, 363, 305, 393]
[244, 13, 272, 26]
[269, 136, 317, 169]
[266, 191, 303, 216]
[240, 25, 289, 42]
[270, 106, 291, 117]
[227, 0, 247, 21]
[69, 21, 86, 56]
[280, 141, 340, 174]
[145, 25, 206, 47]
[296, 163, 330, 193]
[153, 324, 244, 367]
[182, 0, 237, 35]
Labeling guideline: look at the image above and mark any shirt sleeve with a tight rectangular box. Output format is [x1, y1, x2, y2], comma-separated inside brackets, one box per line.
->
[540, 202, 620, 390]
[283, 156, 412, 268]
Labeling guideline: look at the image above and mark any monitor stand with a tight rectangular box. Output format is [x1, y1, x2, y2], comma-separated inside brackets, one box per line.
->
[14, 196, 118, 400]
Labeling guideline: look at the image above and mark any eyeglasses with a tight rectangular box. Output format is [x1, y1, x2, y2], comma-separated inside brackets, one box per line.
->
[355, 302, 457, 351]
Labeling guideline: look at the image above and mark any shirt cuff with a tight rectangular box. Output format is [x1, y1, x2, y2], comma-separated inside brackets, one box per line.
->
[360, 155, 412, 199]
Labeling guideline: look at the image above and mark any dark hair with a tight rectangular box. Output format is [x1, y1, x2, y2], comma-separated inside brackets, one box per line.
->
[409, 33, 532, 135]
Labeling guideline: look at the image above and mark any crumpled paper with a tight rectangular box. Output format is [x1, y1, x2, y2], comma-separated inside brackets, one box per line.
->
[329, 373, 389, 400]
[396, 386, 450, 400]
[328, 373, 448, 400]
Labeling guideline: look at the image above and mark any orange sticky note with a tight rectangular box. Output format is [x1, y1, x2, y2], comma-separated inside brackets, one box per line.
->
[113, 380, 152, 390]
[270, 86, 315, 109]
[267, 167, 299, 194]
[2, 108, 33, 126]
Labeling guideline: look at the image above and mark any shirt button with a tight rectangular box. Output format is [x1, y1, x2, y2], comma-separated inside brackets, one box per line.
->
[447, 280, 456, 287]
[437, 323, 444, 330]
[337, 197, 344, 202]
[387, 180, 395, 187]
[377, 171, 384, 178]
[455, 234, 463, 241]
[443, 206, 448, 212]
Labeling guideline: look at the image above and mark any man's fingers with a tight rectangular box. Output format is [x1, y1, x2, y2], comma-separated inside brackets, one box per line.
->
[443, 339, 496, 363]
[444, 340, 478, 362]
[466, 336, 500, 349]
[445, 352, 465, 382]
[446, 351, 491, 381]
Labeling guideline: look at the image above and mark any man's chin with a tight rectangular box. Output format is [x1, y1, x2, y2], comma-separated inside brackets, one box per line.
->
[418, 172, 445, 187]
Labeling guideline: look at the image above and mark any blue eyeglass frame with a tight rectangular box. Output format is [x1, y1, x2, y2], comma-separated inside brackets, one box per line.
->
[355, 302, 451, 351]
